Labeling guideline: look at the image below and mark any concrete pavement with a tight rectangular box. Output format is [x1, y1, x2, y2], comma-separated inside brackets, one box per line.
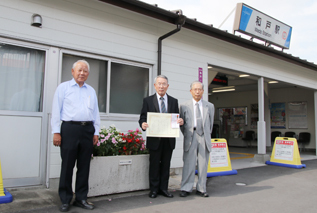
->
[1, 158, 317, 213]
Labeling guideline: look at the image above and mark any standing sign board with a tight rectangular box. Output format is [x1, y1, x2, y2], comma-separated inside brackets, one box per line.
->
[207, 139, 237, 177]
[0, 159, 13, 204]
[266, 137, 306, 168]
[233, 3, 292, 49]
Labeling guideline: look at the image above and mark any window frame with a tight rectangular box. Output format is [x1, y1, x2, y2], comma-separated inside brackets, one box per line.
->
[0, 38, 49, 117]
[59, 49, 152, 120]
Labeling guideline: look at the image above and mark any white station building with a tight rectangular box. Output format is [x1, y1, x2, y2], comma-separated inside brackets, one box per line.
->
[0, 0, 316, 188]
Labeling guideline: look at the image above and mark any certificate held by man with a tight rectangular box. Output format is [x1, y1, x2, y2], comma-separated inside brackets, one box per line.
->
[146, 112, 180, 138]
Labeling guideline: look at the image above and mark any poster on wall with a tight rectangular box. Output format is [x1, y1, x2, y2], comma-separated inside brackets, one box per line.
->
[250, 104, 258, 129]
[218, 107, 247, 138]
[271, 103, 286, 129]
[288, 102, 307, 129]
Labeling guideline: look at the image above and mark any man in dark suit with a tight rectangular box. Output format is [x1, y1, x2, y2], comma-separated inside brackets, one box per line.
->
[139, 75, 183, 198]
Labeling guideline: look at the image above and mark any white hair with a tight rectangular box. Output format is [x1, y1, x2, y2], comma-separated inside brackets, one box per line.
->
[72, 60, 90, 72]
[154, 75, 169, 84]
[190, 81, 204, 90]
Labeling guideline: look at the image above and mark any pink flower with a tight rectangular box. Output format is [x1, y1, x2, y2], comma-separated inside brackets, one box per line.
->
[128, 130, 133, 133]
[134, 132, 138, 136]
[101, 139, 106, 143]
[136, 128, 140, 132]
[97, 142, 100, 146]
[105, 135, 110, 140]
[112, 138, 117, 144]
[100, 134, 105, 138]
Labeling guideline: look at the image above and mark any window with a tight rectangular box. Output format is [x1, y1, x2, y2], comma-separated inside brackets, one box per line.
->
[0, 43, 45, 112]
[61, 54, 149, 115]
[110, 62, 149, 114]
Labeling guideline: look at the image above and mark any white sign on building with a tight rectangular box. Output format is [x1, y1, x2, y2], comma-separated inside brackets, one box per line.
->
[233, 3, 292, 49]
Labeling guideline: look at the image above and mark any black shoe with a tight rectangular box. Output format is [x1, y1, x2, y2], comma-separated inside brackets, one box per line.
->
[158, 190, 174, 198]
[59, 204, 70, 212]
[73, 200, 94, 210]
[196, 191, 209, 197]
[179, 191, 190, 197]
[149, 191, 158, 198]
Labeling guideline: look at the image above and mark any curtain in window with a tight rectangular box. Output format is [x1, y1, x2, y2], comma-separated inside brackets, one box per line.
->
[0, 44, 45, 112]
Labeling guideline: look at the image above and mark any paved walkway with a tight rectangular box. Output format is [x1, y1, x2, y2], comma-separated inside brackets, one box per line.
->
[1, 149, 316, 213]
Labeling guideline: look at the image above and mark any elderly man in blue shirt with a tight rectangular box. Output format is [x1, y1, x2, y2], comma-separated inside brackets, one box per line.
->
[51, 60, 100, 212]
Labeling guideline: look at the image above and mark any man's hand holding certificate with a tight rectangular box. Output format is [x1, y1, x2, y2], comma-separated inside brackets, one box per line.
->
[146, 112, 181, 137]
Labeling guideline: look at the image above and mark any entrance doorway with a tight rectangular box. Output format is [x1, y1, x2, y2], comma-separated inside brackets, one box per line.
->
[207, 65, 316, 157]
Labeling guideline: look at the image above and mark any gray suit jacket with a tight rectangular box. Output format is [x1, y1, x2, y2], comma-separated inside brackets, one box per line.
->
[180, 99, 215, 152]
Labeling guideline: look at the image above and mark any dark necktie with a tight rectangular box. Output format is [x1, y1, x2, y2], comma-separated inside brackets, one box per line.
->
[160, 97, 166, 113]
[195, 103, 203, 135]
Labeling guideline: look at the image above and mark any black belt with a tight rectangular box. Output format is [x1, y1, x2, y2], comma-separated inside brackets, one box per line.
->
[193, 127, 196, 131]
[63, 121, 93, 126]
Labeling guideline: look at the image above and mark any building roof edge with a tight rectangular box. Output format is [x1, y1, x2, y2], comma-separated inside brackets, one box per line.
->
[98, 0, 317, 71]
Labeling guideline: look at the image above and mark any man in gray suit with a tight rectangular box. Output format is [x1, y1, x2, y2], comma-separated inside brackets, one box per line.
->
[179, 81, 214, 198]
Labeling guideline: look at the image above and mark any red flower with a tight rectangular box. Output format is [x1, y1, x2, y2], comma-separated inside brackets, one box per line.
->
[127, 139, 132, 143]
[136, 139, 140, 143]
[123, 146, 127, 150]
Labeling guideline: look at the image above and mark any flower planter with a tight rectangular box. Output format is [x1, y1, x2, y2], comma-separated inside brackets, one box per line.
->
[73, 154, 149, 197]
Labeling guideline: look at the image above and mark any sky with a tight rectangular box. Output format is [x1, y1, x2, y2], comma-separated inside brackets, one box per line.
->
[140, 0, 317, 64]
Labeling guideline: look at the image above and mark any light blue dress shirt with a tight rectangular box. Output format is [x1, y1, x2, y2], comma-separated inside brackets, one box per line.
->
[51, 78, 100, 135]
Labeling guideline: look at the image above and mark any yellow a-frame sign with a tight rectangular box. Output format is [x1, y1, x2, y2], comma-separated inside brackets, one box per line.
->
[266, 137, 306, 169]
[207, 139, 237, 177]
[0, 158, 13, 204]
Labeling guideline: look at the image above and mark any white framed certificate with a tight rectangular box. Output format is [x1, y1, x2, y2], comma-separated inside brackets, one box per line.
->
[146, 112, 180, 138]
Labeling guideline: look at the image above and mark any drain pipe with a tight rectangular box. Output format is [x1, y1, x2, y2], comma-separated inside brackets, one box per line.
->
[157, 13, 186, 75]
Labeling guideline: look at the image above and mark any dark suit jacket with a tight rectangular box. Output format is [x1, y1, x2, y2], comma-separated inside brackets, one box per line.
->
[139, 93, 179, 150]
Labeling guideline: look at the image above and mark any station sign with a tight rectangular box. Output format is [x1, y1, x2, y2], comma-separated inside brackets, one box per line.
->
[233, 3, 292, 49]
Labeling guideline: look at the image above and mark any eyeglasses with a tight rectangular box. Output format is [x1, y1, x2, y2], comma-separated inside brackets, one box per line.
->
[192, 88, 203, 92]
[156, 83, 168, 87]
